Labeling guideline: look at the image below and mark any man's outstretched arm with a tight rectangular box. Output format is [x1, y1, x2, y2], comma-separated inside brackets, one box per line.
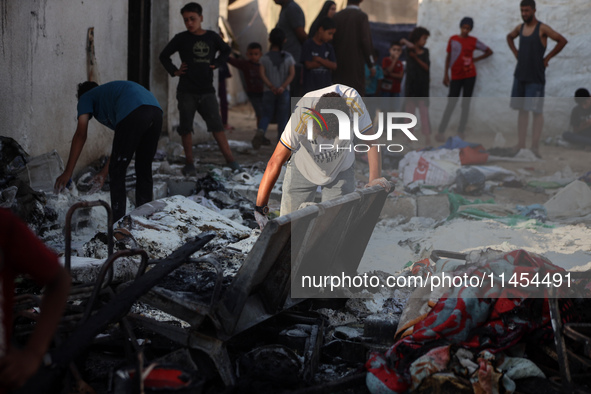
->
[55, 113, 90, 193]
[256, 143, 292, 208]
[365, 144, 390, 190]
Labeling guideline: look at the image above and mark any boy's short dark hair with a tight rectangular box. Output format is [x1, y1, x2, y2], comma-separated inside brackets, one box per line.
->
[269, 28, 286, 48]
[77, 81, 99, 99]
[520, 0, 535, 9]
[575, 88, 590, 105]
[181, 2, 202, 15]
[247, 42, 262, 51]
[317, 17, 336, 32]
[409, 27, 430, 44]
[314, 92, 350, 139]
[391, 41, 402, 48]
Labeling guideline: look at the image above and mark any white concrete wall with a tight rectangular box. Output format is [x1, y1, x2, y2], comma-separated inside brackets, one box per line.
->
[0, 1, 127, 168]
[418, 0, 591, 135]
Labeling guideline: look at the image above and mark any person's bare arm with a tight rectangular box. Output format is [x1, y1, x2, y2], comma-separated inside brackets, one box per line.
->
[384, 60, 396, 75]
[0, 267, 71, 388]
[474, 47, 493, 63]
[278, 64, 296, 94]
[367, 143, 381, 182]
[313, 56, 337, 70]
[54, 114, 90, 193]
[295, 26, 308, 44]
[400, 38, 415, 49]
[305, 60, 321, 69]
[442, 52, 451, 86]
[364, 144, 390, 190]
[542, 24, 568, 68]
[506, 25, 521, 60]
[391, 64, 404, 79]
[260, 63, 275, 91]
[256, 143, 292, 207]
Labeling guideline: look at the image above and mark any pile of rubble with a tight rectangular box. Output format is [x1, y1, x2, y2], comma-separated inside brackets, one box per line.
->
[5, 135, 591, 393]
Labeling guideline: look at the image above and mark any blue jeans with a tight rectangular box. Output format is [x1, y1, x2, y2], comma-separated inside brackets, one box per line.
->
[259, 89, 291, 138]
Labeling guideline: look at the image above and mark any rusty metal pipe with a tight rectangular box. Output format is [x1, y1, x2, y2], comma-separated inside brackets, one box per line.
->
[82, 249, 148, 323]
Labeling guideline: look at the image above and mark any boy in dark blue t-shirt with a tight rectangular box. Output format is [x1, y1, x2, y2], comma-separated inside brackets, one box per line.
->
[159, 2, 241, 175]
[300, 17, 337, 95]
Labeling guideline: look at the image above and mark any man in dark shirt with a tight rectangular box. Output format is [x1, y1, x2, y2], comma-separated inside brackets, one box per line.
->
[160, 2, 241, 176]
[506, 0, 567, 158]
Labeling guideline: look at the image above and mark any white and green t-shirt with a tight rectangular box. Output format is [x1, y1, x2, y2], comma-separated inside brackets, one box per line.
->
[280, 84, 372, 185]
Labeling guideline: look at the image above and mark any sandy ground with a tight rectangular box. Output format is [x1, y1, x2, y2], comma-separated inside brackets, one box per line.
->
[199, 102, 591, 273]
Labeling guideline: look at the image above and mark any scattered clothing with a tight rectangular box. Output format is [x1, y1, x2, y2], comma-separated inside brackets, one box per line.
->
[366, 249, 575, 393]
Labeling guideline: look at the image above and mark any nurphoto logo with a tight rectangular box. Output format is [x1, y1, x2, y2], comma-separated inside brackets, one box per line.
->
[304, 109, 419, 152]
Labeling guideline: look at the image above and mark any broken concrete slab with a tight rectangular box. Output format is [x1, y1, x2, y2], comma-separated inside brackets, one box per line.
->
[380, 196, 417, 221]
[61, 255, 141, 284]
[166, 178, 195, 197]
[544, 180, 591, 221]
[111, 195, 252, 259]
[416, 194, 450, 221]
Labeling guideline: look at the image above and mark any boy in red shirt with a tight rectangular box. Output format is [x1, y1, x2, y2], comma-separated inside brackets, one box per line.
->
[436, 17, 493, 142]
[228, 42, 266, 139]
[381, 41, 404, 100]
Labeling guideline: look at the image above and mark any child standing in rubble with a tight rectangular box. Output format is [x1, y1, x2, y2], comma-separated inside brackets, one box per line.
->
[159, 2, 241, 176]
[227, 42, 266, 140]
[404, 27, 432, 145]
[253, 28, 296, 149]
[436, 17, 493, 142]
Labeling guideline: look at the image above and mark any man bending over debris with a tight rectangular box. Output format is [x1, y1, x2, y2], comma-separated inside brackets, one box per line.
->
[54, 81, 163, 221]
[255, 84, 390, 228]
[0, 208, 71, 390]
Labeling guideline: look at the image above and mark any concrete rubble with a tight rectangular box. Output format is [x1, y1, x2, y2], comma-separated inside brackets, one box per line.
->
[4, 135, 591, 393]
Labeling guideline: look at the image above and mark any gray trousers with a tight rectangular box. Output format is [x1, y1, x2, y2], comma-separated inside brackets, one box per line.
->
[280, 162, 355, 215]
